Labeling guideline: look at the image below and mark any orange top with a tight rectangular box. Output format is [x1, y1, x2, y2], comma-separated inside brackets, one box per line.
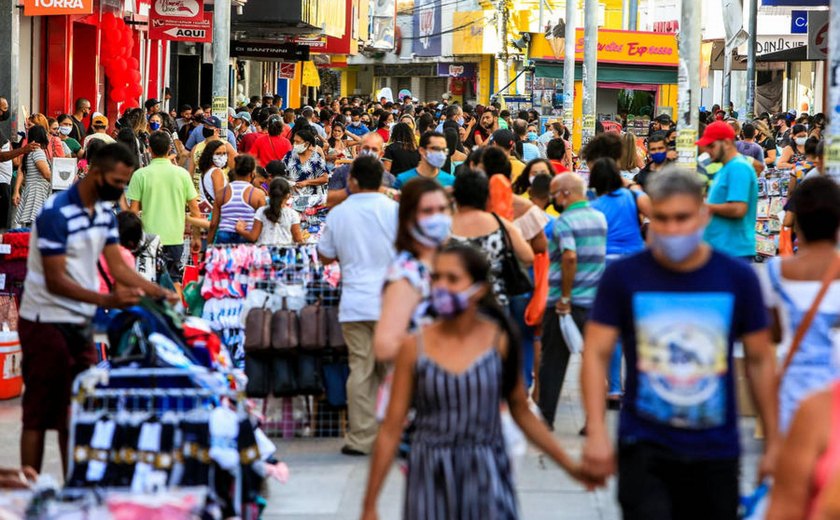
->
[811, 382, 840, 519]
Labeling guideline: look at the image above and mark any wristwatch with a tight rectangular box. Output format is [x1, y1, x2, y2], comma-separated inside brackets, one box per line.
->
[560, 296, 571, 305]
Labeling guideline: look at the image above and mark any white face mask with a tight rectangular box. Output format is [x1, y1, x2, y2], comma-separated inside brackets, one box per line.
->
[293, 143, 308, 155]
[795, 137, 807, 146]
[59, 126, 73, 136]
[212, 154, 227, 168]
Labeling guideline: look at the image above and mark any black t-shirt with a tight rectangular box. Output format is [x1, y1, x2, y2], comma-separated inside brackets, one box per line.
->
[775, 128, 790, 149]
[69, 115, 86, 143]
[758, 137, 775, 159]
[382, 143, 421, 175]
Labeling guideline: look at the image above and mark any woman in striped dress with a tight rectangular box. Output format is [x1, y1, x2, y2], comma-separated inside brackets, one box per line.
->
[362, 244, 594, 520]
[208, 154, 266, 245]
[12, 126, 52, 228]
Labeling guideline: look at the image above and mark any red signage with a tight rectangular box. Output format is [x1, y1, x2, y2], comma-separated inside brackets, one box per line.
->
[652, 20, 680, 33]
[23, 0, 93, 16]
[292, 0, 352, 54]
[150, 11, 212, 42]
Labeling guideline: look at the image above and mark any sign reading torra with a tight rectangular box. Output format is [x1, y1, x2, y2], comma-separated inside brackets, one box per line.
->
[24, 0, 93, 15]
[530, 29, 679, 67]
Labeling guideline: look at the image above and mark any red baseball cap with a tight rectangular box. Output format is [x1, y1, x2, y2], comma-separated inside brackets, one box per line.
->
[695, 121, 736, 147]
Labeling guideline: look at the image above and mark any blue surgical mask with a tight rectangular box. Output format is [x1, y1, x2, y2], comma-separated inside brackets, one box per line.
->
[411, 213, 451, 248]
[425, 150, 447, 169]
[650, 151, 668, 164]
[649, 228, 704, 263]
[150, 121, 161, 131]
[431, 284, 480, 320]
[527, 131, 538, 141]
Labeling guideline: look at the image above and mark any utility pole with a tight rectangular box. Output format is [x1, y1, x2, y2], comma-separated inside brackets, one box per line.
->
[563, 0, 575, 143]
[496, 0, 510, 98]
[212, 0, 231, 130]
[581, 0, 598, 146]
[628, 0, 638, 31]
[676, 0, 700, 171]
[0, 0, 19, 139]
[825, 0, 840, 184]
[744, 0, 758, 120]
[539, 0, 544, 30]
[722, 48, 731, 114]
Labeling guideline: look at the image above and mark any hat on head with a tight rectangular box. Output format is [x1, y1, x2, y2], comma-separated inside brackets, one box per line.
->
[227, 107, 236, 118]
[655, 113, 672, 124]
[695, 121, 736, 147]
[92, 114, 108, 127]
[491, 129, 517, 149]
[144, 98, 160, 110]
[204, 115, 222, 129]
[235, 112, 252, 123]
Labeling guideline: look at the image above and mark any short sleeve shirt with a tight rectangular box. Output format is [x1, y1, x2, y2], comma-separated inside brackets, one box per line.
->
[393, 168, 456, 190]
[590, 250, 769, 459]
[254, 206, 300, 245]
[385, 251, 431, 331]
[126, 158, 198, 245]
[703, 155, 758, 258]
[547, 200, 607, 307]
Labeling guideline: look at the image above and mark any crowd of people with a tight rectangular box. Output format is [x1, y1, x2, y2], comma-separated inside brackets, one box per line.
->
[1, 89, 840, 520]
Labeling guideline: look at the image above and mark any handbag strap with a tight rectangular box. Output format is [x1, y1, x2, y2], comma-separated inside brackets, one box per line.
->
[491, 212, 514, 252]
[779, 254, 840, 377]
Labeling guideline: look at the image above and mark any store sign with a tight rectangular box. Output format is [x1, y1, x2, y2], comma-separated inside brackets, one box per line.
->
[808, 10, 828, 60]
[278, 63, 296, 79]
[529, 29, 679, 67]
[762, 0, 826, 5]
[413, 0, 441, 57]
[437, 63, 476, 78]
[230, 42, 310, 61]
[150, 12, 212, 42]
[791, 11, 808, 34]
[151, 0, 201, 20]
[652, 20, 679, 34]
[743, 35, 807, 56]
[24, 0, 93, 16]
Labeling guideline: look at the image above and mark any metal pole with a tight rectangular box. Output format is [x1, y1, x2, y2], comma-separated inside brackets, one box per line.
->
[581, 0, 598, 146]
[676, 0, 700, 171]
[628, 0, 638, 31]
[496, 0, 509, 98]
[212, 0, 231, 130]
[563, 0, 575, 143]
[744, 0, 758, 120]
[722, 47, 732, 116]
[0, 0, 19, 139]
[539, 0, 544, 30]
[825, 0, 840, 184]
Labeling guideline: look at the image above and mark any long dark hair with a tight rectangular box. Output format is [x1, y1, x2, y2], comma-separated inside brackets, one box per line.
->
[588, 157, 623, 196]
[436, 243, 522, 397]
[264, 177, 292, 224]
[27, 125, 49, 148]
[389, 122, 417, 151]
[198, 140, 227, 173]
[396, 177, 448, 256]
[512, 158, 556, 195]
[328, 122, 345, 149]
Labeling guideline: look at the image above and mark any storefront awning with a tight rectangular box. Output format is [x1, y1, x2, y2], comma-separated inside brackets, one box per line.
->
[756, 45, 810, 62]
[533, 63, 677, 84]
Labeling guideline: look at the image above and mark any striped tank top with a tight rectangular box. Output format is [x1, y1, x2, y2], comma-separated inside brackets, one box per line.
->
[218, 181, 256, 232]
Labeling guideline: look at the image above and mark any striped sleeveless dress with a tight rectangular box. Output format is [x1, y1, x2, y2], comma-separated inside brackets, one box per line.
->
[218, 181, 256, 233]
[406, 332, 518, 520]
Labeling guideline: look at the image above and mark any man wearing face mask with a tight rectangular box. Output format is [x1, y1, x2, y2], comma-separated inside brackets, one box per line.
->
[19, 143, 177, 474]
[326, 133, 396, 207]
[319, 155, 398, 456]
[538, 172, 607, 430]
[0, 98, 39, 228]
[698, 121, 758, 261]
[393, 132, 455, 190]
[127, 131, 204, 288]
[634, 132, 672, 191]
[68, 98, 91, 142]
[580, 168, 779, 520]
[773, 113, 791, 149]
[347, 109, 370, 137]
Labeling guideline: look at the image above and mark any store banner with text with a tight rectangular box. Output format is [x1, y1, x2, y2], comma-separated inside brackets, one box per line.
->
[24, 0, 93, 16]
[149, 0, 211, 42]
[529, 29, 679, 67]
[412, 0, 441, 57]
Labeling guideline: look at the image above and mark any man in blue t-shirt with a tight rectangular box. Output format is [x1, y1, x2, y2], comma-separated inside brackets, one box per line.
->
[393, 131, 455, 189]
[579, 168, 779, 520]
[698, 121, 758, 260]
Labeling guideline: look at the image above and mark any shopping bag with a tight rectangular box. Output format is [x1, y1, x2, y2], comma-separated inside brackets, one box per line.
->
[524, 252, 549, 327]
[778, 227, 794, 256]
[559, 314, 583, 354]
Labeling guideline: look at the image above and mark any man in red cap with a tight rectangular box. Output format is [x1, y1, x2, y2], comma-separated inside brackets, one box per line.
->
[696, 121, 758, 261]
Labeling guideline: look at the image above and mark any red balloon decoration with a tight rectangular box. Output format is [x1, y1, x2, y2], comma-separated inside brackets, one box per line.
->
[100, 13, 141, 107]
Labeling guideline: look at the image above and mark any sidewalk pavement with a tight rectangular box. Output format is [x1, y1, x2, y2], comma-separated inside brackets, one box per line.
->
[0, 358, 764, 519]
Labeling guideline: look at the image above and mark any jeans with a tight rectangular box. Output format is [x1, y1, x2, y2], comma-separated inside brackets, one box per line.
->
[618, 441, 739, 520]
[508, 293, 535, 390]
[161, 244, 185, 284]
[214, 230, 249, 245]
[537, 304, 589, 427]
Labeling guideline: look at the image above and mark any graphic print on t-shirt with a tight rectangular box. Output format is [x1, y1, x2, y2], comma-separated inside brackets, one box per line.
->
[633, 292, 733, 429]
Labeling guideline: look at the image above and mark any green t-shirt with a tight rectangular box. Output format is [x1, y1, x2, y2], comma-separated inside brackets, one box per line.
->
[126, 158, 198, 246]
[64, 138, 81, 155]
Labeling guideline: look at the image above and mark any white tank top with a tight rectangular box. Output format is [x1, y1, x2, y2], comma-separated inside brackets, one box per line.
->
[201, 167, 228, 204]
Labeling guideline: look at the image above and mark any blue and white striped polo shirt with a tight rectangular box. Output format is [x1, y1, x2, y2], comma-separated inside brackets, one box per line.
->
[20, 184, 119, 324]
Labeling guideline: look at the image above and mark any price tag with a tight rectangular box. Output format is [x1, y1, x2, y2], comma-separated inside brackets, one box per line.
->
[0, 244, 11, 255]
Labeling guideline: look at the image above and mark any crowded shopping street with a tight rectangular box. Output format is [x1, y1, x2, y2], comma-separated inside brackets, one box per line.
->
[0, 0, 839, 518]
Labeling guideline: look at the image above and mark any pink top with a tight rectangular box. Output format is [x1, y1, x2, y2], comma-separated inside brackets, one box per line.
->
[98, 247, 136, 294]
[810, 381, 840, 518]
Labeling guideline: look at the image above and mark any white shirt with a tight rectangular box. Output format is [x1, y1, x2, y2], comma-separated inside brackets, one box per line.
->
[254, 206, 299, 245]
[0, 142, 12, 184]
[318, 192, 398, 322]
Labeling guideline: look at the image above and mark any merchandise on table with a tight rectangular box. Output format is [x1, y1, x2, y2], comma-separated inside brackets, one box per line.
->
[755, 168, 791, 259]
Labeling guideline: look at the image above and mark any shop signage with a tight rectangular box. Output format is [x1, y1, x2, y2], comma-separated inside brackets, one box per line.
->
[24, 0, 93, 16]
[278, 63, 296, 79]
[747, 35, 807, 56]
[807, 10, 828, 60]
[150, 12, 212, 42]
[151, 0, 201, 20]
[652, 20, 679, 34]
[530, 29, 679, 67]
[791, 11, 807, 34]
[437, 63, 476, 78]
[762, 0, 826, 5]
[230, 42, 310, 61]
[413, 0, 441, 57]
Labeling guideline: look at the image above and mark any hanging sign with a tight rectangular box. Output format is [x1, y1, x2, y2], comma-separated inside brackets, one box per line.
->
[151, 0, 202, 20]
[278, 63, 296, 79]
[301, 61, 320, 88]
[150, 12, 212, 42]
[24, 0, 93, 16]
[230, 42, 310, 61]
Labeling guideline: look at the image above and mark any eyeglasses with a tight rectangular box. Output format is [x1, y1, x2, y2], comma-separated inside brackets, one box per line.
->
[426, 147, 449, 154]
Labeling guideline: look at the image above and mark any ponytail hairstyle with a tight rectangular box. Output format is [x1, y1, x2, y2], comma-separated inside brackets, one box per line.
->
[436, 243, 522, 398]
[264, 177, 292, 224]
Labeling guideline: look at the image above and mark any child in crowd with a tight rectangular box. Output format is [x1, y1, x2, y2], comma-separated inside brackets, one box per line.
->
[98, 211, 143, 293]
[235, 177, 304, 245]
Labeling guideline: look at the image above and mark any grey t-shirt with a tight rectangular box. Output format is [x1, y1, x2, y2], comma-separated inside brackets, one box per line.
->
[736, 140, 764, 164]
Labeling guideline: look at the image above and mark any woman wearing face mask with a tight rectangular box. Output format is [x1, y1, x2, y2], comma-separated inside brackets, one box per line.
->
[55, 114, 82, 158]
[361, 244, 592, 520]
[778, 124, 809, 170]
[208, 154, 266, 244]
[12, 126, 53, 228]
[197, 140, 230, 206]
[375, 112, 395, 143]
[282, 127, 328, 197]
[753, 120, 778, 167]
[48, 117, 73, 158]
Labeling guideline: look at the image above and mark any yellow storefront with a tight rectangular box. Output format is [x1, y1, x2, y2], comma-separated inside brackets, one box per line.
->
[529, 29, 679, 148]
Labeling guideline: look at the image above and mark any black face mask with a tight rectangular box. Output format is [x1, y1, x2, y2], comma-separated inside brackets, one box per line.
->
[97, 178, 124, 201]
[551, 200, 565, 214]
[0, 111, 8, 122]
